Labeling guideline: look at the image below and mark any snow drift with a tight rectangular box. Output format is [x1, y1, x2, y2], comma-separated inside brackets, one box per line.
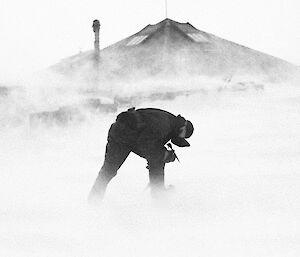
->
[1, 74, 300, 256]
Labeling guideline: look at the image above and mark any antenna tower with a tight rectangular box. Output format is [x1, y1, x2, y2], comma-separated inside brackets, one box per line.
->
[165, 0, 168, 18]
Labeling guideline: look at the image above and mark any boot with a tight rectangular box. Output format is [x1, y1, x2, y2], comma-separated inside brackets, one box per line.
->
[88, 167, 116, 205]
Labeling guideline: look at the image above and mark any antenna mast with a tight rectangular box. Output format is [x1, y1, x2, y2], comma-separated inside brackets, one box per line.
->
[165, 0, 168, 18]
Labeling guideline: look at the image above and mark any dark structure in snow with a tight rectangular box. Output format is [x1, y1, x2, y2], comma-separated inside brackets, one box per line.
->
[51, 18, 299, 85]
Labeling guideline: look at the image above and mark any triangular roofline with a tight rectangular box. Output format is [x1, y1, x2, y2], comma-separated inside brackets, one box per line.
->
[102, 18, 207, 51]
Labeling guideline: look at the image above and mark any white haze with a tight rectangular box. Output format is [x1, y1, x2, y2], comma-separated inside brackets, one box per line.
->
[1, 77, 300, 256]
[0, 0, 299, 78]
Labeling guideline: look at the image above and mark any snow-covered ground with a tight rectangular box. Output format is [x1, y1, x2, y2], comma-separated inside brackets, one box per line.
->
[1, 83, 300, 257]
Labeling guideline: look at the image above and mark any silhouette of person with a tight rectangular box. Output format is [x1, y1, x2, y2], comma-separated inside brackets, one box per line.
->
[89, 107, 194, 203]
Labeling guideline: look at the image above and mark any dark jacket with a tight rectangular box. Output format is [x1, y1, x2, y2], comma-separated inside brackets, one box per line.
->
[109, 108, 190, 161]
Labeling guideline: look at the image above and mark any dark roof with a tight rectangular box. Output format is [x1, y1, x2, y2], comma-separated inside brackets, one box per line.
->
[51, 18, 298, 83]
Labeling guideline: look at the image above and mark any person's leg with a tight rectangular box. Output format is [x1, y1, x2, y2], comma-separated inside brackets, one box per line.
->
[147, 159, 166, 197]
[88, 140, 130, 203]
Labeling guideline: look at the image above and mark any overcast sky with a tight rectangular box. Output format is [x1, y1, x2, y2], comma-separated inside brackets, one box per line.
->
[0, 0, 299, 78]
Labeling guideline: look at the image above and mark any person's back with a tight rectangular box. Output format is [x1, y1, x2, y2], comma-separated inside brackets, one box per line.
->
[88, 107, 194, 203]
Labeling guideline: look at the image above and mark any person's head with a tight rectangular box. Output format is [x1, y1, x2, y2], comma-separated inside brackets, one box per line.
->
[178, 119, 194, 138]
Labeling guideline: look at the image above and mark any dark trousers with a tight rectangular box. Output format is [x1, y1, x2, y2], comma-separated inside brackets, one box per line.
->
[88, 138, 165, 202]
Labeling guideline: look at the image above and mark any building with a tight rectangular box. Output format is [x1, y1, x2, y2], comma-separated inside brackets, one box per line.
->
[51, 18, 299, 87]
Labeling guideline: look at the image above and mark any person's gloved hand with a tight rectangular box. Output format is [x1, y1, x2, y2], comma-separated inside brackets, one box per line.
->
[164, 149, 176, 163]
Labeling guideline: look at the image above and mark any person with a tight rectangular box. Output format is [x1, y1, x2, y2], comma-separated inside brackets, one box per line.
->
[88, 107, 194, 203]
